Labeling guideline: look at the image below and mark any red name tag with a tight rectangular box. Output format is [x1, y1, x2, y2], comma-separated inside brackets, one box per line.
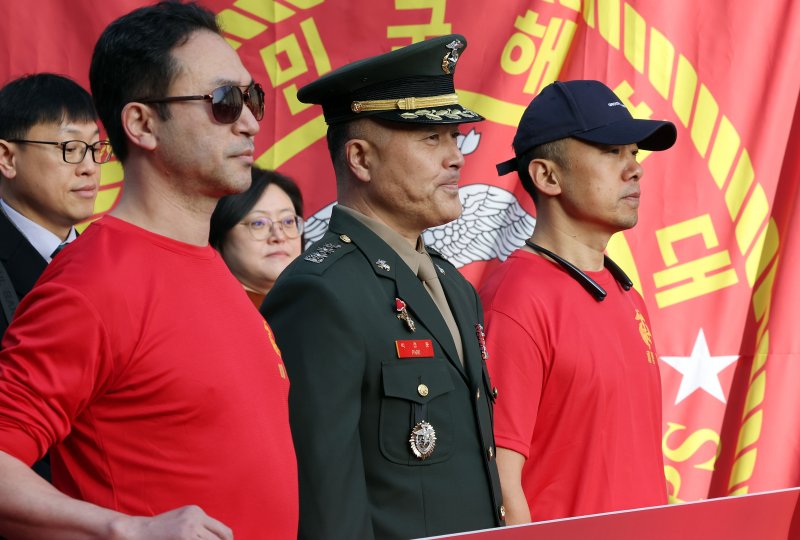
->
[396, 339, 435, 358]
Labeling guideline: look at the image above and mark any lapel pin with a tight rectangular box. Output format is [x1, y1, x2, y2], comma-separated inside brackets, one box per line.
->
[376, 259, 391, 271]
[395, 298, 416, 332]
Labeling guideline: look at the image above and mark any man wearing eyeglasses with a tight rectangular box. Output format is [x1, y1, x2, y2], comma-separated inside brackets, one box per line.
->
[262, 36, 504, 539]
[481, 80, 677, 524]
[0, 73, 108, 342]
[0, 3, 296, 540]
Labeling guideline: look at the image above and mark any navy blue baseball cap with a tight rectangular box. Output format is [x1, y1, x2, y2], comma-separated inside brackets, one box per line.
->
[496, 80, 677, 175]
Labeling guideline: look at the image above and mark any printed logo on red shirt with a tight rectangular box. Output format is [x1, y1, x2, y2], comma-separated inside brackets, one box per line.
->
[263, 320, 287, 379]
[635, 309, 657, 365]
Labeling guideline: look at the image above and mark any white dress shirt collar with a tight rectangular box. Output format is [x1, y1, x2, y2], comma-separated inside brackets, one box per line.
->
[0, 199, 77, 262]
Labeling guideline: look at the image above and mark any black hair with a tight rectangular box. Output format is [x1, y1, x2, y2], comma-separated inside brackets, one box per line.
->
[89, 1, 220, 163]
[0, 73, 97, 141]
[326, 121, 352, 176]
[325, 118, 389, 178]
[210, 167, 305, 251]
[517, 138, 569, 205]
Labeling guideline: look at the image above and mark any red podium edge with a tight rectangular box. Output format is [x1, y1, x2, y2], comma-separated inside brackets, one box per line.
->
[423, 487, 800, 540]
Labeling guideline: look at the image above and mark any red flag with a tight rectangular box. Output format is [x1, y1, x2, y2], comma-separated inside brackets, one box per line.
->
[2, 0, 800, 502]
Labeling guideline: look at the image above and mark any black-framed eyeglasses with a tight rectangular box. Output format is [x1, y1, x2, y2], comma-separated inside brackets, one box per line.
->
[8, 139, 113, 164]
[138, 83, 265, 124]
[241, 215, 304, 241]
[525, 240, 633, 302]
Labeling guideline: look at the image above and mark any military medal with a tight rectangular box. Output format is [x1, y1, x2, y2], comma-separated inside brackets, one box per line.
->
[475, 323, 489, 361]
[395, 298, 416, 332]
[409, 421, 437, 460]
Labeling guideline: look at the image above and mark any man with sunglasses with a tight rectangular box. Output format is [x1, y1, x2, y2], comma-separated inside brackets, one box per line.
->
[0, 73, 107, 342]
[481, 80, 677, 523]
[0, 3, 296, 540]
[262, 35, 504, 539]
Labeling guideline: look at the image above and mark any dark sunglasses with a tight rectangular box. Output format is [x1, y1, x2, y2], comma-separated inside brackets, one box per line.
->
[138, 83, 265, 124]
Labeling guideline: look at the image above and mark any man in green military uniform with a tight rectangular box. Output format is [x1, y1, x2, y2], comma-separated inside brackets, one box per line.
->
[261, 35, 505, 539]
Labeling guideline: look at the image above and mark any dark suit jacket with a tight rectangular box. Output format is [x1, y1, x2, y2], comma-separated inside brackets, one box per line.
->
[0, 211, 47, 335]
[262, 206, 504, 540]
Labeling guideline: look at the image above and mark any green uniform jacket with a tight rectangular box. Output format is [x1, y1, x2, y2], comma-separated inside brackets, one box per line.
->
[262, 206, 504, 540]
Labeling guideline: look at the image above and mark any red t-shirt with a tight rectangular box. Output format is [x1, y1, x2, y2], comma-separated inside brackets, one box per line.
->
[480, 249, 666, 521]
[0, 216, 298, 538]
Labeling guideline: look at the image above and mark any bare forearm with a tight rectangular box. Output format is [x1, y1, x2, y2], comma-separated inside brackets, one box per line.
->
[496, 447, 532, 525]
[500, 484, 532, 525]
[0, 451, 129, 539]
[0, 451, 232, 540]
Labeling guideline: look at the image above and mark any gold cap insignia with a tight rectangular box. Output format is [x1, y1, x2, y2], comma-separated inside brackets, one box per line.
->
[441, 39, 463, 74]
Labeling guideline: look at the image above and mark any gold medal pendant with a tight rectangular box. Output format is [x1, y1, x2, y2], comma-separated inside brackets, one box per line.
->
[409, 421, 437, 460]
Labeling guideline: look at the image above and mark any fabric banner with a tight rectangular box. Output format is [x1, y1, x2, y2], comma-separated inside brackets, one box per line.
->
[2, 0, 799, 503]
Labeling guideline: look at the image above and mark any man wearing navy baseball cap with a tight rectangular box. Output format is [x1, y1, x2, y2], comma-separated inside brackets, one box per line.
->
[481, 80, 676, 523]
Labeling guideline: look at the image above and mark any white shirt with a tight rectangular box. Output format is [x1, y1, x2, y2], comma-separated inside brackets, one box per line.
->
[0, 199, 77, 263]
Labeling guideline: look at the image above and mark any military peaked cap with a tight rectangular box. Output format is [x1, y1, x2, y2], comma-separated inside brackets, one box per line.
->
[297, 34, 483, 125]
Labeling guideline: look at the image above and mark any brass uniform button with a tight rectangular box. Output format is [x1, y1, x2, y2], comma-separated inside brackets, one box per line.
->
[417, 384, 429, 397]
[499, 505, 506, 520]
[339, 234, 352, 243]
[492, 387, 499, 399]
[475, 388, 480, 400]
[487, 446, 494, 459]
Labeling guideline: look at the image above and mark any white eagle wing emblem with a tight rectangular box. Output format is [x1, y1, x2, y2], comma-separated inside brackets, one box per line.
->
[304, 128, 489, 249]
[304, 185, 535, 268]
[304, 202, 334, 248]
[423, 184, 535, 267]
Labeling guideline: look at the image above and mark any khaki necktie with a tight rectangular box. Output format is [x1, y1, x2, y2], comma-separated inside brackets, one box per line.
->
[417, 253, 464, 365]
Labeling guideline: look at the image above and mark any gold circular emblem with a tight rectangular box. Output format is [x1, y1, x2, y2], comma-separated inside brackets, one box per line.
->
[417, 384, 429, 397]
[409, 421, 436, 460]
[351, 102, 362, 113]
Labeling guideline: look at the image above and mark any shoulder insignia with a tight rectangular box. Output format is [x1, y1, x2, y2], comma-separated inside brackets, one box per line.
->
[304, 242, 343, 263]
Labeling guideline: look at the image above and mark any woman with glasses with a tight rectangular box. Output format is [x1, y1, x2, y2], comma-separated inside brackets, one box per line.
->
[210, 167, 304, 307]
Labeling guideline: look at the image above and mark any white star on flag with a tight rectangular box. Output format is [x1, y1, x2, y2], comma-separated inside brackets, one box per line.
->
[660, 328, 739, 405]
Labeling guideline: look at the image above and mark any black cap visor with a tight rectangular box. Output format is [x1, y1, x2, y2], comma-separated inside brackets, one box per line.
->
[573, 118, 677, 151]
